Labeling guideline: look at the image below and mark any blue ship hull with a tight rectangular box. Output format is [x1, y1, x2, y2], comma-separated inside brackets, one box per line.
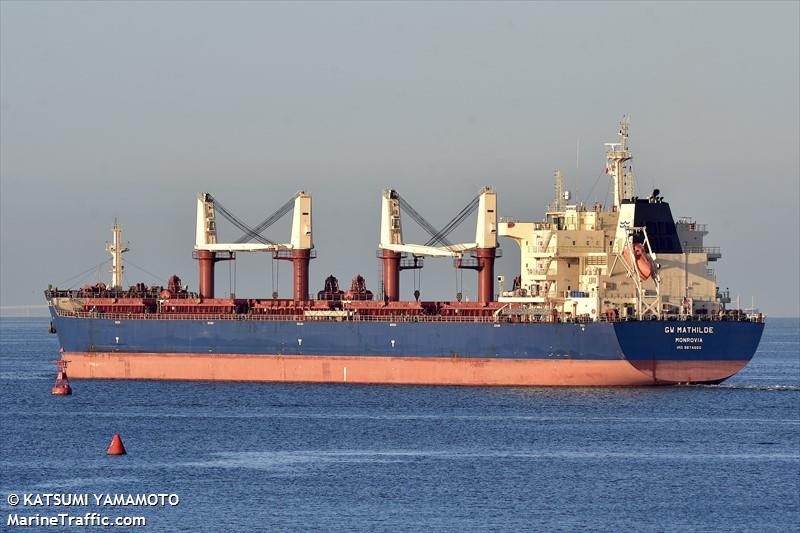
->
[50, 311, 764, 386]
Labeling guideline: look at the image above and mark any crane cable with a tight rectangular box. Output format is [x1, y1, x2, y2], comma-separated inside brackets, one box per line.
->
[209, 196, 276, 245]
[396, 195, 449, 246]
[396, 192, 481, 250]
[235, 197, 295, 244]
[425, 194, 480, 247]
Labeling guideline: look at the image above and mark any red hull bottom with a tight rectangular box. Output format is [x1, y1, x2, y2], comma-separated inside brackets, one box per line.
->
[60, 352, 749, 386]
[628, 359, 748, 384]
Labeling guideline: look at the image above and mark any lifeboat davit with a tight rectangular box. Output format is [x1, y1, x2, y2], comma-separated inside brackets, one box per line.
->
[623, 243, 654, 280]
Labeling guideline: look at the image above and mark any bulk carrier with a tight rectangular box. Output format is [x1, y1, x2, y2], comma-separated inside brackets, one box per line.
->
[46, 119, 764, 386]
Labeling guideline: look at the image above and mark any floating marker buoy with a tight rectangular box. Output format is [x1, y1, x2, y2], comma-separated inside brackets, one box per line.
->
[51, 360, 72, 396]
[107, 434, 127, 455]
[51, 383, 71, 395]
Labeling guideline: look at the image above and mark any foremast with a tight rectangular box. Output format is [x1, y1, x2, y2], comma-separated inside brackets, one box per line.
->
[105, 221, 129, 289]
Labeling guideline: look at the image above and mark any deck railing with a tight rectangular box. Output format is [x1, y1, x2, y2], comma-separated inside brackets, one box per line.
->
[684, 246, 721, 255]
[51, 308, 765, 325]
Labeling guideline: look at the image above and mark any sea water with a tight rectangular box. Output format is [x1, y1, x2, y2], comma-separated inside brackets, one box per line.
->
[1, 317, 798, 532]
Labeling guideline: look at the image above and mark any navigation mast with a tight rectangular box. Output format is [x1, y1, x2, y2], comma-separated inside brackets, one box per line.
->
[605, 116, 633, 210]
[553, 170, 565, 212]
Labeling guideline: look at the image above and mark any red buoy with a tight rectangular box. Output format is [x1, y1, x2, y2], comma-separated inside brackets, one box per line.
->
[107, 434, 127, 455]
[51, 360, 72, 396]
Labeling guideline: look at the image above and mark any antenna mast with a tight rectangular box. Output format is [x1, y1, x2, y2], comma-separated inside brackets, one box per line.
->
[555, 170, 565, 211]
[605, 116, 633, 210]
[548, 170, 566, 213]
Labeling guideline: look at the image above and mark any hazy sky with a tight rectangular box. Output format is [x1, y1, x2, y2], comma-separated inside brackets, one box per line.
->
[1, 1, 798, 316]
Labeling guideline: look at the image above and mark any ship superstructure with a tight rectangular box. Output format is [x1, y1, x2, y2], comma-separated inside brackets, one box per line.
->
[499, 118, 723, 320]
[45, 119, 763, 386]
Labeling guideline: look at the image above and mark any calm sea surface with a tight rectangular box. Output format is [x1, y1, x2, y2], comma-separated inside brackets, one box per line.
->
[1, 317, 798, 532]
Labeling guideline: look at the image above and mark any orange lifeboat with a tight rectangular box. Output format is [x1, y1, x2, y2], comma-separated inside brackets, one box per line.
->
[623, 243, 654, 280]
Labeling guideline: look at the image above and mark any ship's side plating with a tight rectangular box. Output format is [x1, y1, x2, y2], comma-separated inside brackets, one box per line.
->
[51, 310, 763, 386]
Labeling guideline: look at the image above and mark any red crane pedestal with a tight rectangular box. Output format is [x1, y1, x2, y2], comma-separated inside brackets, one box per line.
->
[380, 250, 401, 302]
[274, 249, 316, 301]
[475, 248, 497, 304]
[456, 247, 498, 304]
[196, 250, 216, 299]
[291, 249, 311, 301]
[194, 250, 235, 299]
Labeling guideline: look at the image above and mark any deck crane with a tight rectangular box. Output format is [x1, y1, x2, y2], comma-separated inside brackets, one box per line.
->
[378, 187, 498, 303]
[194, 191, 313, 300]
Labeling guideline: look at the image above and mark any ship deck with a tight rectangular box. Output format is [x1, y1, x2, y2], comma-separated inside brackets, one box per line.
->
[50, 308, 764, 325]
